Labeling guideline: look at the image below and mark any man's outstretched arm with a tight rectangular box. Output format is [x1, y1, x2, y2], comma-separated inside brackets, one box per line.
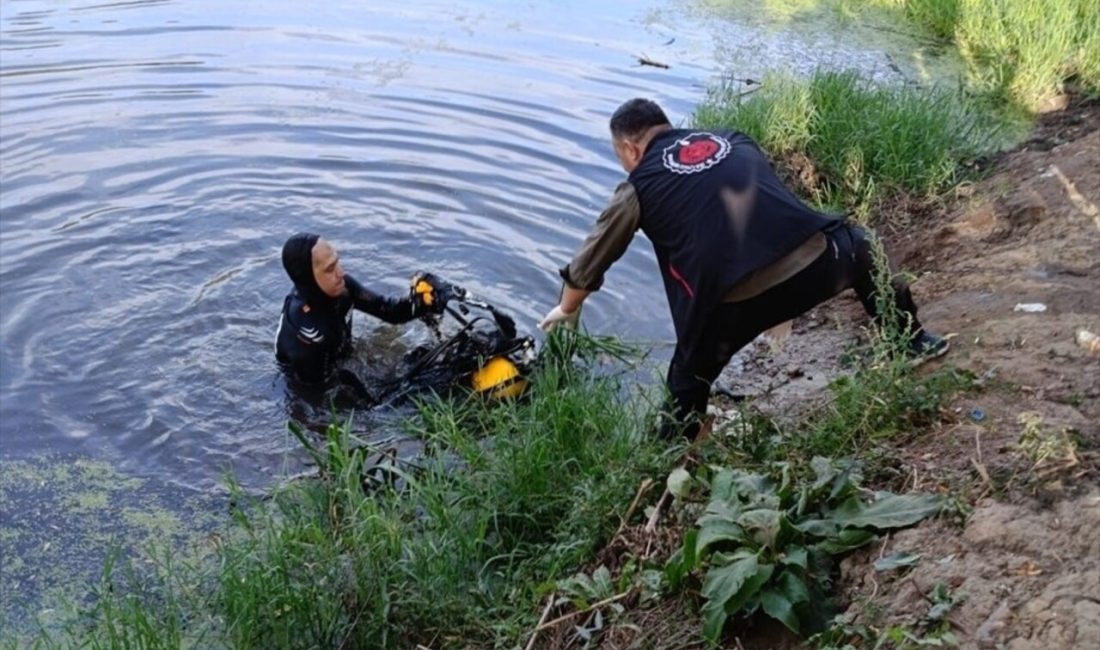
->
[539, 182, 640, 331]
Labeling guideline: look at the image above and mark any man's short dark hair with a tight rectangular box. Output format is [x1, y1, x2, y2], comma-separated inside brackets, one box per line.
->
[610, 98, 670, 140]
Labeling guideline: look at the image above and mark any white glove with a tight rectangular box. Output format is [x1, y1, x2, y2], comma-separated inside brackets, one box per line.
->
[537, 304, 579, 332]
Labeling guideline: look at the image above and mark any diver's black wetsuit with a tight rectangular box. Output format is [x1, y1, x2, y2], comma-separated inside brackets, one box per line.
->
[275, 232, 423, 387]
[275, 274, 420, 385]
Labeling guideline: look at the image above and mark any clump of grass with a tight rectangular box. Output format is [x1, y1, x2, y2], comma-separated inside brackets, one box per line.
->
[894, 0, 960, 40]
[868, 0, 1100, 111]
[215, 335, 671, 647]
[713, 236, 974, 469]
[694, 70, 988, 218]
[790, 236, 973, 462]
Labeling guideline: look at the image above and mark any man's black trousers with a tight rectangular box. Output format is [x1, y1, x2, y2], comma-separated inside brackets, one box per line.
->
[664, 223, 923, 439]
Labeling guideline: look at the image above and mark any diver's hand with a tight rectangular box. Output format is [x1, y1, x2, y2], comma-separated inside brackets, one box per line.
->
[410, 272, 448, 315]
[537, 304, 579, 332]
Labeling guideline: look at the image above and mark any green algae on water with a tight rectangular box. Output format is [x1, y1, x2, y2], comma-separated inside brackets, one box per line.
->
[0, 454, 224, 641]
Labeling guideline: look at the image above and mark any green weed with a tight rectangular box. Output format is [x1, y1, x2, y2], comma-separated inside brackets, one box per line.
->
[694, 70, 989, 218]
[789, 237, 971, 463]
[664, 457, 944, 644]
[864, 0, 1100, 111]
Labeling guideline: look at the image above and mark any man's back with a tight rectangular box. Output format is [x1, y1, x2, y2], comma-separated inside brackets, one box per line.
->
[626, 128, 837, 342]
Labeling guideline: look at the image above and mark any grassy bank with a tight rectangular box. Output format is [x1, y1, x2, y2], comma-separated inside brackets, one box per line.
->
[866, 0, 1100, 112]
[696, 0, 1098, 218]
[16, 317, 975, 648]
[694, 70, 991, 218]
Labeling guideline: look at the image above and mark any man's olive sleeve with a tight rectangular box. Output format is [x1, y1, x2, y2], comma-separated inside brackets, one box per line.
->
[558, 182, 640, 291]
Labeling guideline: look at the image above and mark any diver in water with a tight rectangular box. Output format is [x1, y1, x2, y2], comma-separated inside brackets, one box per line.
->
[275, 232, 445, 390]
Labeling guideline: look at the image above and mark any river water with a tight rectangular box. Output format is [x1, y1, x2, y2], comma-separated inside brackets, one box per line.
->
[0, 0, 961, 630]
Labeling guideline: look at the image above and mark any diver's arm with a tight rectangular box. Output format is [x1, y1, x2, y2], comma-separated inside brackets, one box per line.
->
[345, 275, 419, 324]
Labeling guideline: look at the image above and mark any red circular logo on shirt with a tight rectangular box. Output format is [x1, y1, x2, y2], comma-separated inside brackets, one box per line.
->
[663, 133, 730, 175]
[679, 139, 720, 165]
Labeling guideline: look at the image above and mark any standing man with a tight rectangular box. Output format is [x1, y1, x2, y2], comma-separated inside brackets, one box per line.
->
[538, 98, 948, 439]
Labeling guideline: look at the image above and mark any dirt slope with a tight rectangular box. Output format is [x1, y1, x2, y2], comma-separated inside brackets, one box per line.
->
[719, 97, 1100, 649]
[833, 98, 1099, 650]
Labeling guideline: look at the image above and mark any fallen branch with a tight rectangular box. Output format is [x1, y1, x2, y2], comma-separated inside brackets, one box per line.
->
[535, 590, 633, 632]
[644, 418, 714, 540]
[868, 533, 892, 600]
[613, 478, 655, 541]
[644, 488, 672, 537]
[638, 55, 670, 69]
[525, 594, 556, 650]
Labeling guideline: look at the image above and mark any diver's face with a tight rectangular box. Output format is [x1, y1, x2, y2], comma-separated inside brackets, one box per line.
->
[311, 239, 346, 298]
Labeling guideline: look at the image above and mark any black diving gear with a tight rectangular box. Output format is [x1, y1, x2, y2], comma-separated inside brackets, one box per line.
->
[360, 286, 535, 405]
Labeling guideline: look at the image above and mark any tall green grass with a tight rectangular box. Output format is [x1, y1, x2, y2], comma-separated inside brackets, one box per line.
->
[694, 70, 988, 218]
[868, 0, 1100, 111]
[31, 332, 672, 648]
[213, 338, 672, 647]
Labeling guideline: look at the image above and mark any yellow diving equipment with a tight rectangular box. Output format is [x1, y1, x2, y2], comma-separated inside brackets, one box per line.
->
[470, 355, 527, 400]
[414, 279, 435, 307]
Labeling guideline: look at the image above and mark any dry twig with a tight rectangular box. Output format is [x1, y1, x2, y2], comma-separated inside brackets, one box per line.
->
[525, 594, 556, 650]
[535, 590, 633, 632]
[638, 54, 670, 69]
[644, 489, 672, 537]
[643, 419, 714, 543]
[868, 533, 893, 600]
[971, 457, 994, 496]
[614, 478, 655, 541]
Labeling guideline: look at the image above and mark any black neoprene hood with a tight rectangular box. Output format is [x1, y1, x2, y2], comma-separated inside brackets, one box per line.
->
[281, 232, 328, 306]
